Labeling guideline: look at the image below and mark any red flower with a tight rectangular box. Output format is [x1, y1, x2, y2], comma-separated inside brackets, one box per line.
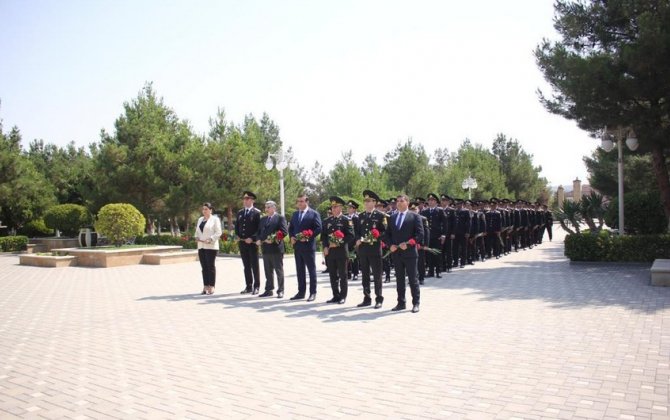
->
[222, 232, 228, 241]
[371, 228, 380, 239]
[334, 230, 344, 239]
[408, 238, 417, 246]
[381, 240, 387, 248]
[303, 229, 313, 237]
[276, 231, 284, 240]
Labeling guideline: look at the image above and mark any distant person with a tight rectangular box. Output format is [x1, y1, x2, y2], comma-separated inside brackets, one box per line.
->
[256, 201, 288, 298]
[288, 194, 322, 301]
[195, 202, 222, 295]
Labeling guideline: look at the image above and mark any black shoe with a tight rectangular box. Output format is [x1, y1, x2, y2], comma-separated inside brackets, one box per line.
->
[374, 302, 382, 309]
[419, 280, 424, 285]
[241, 288, 252, 294]
[326, 297, 339, 304]
[357, 300, 372, 307]
[426, 272, 434, 278]
[459, 265, 465, 268]
[391, 304, 406, 312]
[436, 273, 441, 278]
[384, 279, 391, 283]
[277, 291, 284, 298]
[290, 294, 305, 300]
[338, 299, 346, 304]
[321, 269, 329, 273]
[307, 293, 316, 302]
[258, 291, 273, 297]
[352, 275, 358, 280]
[411, 304, 420, 313]
[201, 289, 207, 295]
[252, 287, 259, 295]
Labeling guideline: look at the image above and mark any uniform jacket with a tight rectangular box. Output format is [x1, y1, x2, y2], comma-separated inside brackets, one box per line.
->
[235, 207, 261, 240]
[322, 214, 355, 259]
[355, 209, 387, 257]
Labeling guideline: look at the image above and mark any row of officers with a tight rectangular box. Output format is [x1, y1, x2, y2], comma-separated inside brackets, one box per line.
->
[198, 190, 553, 314]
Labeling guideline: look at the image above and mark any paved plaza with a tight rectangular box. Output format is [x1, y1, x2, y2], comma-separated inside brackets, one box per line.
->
[1, 230, 669, 419]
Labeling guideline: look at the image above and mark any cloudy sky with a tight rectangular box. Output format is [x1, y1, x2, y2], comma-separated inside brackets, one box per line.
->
[0, 0, 597, 188]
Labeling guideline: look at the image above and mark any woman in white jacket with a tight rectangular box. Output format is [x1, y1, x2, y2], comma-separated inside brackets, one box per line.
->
[196, 203, 222, 294]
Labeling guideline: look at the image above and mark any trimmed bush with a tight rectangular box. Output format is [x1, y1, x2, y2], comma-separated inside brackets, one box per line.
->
[43, 204, 93, 236]
[95, 203, 146, 246]
[135, 234, 196, 249]
[604, 192, 666, 234]
[18, 218, 54, 237]
[0, 235, 28, 252]
[565, 231, 670, 262]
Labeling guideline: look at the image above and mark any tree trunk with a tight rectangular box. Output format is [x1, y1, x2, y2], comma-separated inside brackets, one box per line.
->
[650, 144, 670, 232]
[227, 206, 234, 235]
[146, 216, 155, 235]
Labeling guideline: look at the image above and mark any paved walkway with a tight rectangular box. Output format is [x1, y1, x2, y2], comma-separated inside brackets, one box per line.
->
[1, 230, 669, 419]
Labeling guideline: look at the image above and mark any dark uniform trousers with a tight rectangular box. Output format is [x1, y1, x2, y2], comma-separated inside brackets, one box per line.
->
[359, 253, 383, 303]
[454, 235, 468, 267]
[326, 255, 348, 300]
[418, 249, 426, 281]
[393, 252, 420, 305]
[239, 242, 260, 289]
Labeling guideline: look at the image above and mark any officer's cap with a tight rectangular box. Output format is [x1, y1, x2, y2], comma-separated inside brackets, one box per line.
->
[426, 193, 439, 202]
[329, 196, 345, 206]
[362, 190, 380, 202]
[242, 191, 257, 200]
[347, 200, 359, 209]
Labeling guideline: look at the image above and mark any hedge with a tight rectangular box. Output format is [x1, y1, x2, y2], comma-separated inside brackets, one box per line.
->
[43, 204, 92, 236]
[0, 236, 29, 252]
[18, 218, 54, 237]
[604, 192, 666, 234]
[565, 231, 670, 262]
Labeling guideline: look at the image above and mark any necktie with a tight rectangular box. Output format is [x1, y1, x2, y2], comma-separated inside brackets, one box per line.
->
[299, 211, 304, 223]
[244, 209, 249, 217]
[396, 212, 404, 229]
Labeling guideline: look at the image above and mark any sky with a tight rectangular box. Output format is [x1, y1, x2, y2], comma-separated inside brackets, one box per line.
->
[0, 0, 597, 188]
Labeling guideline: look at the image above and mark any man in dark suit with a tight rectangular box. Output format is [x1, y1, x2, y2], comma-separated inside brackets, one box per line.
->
[256, 201, 289, 298]
[322, 196, 355, 304]
[236, 191, 262, 294]
[384, 194, 424, 313]
[288, 194, 322, 301]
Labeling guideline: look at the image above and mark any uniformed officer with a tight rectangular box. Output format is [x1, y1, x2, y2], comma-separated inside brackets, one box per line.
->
[376, 200, 393, 283]
[346, 200, 361, 281]
[440, 194, 456, 273]
[322, 196, 355, 304]
[412, 201, 430, 285]
[543, 205, 553, 242]
[453, 199, 472, 268]
[485, 198, 503, 259]
[421, 193, 446, 278]
[355, 190, 387, 308]
[236, 191, 262, 294]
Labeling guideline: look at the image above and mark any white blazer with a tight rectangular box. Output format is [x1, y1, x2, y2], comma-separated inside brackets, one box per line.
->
[195, 215, 222, 250]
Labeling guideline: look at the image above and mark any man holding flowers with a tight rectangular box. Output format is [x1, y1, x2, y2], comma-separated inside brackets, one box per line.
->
[256, 201, 288, 298]
[289, 194, 322, 301]
[354, 190, 388, 309]
[321, 196, 355, 304]
[384, 194, 425, 313]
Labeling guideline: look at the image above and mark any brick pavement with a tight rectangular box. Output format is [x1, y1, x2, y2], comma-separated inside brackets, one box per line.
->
[0, 229, 669, 419]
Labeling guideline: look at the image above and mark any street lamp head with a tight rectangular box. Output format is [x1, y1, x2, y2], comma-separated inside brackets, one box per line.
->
[600, 137, 614, 152]
[471, 178, 478, 189]
[626, 130, 639, 151]
[265, 156, 274, 170]
[277, 160, 288, 170]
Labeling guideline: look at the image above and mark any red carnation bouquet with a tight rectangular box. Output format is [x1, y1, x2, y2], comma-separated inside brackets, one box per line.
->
[329, 229, 345, 246]
[383, 238, 418, 259]
[361, 228, 380, 244]
[265, 230, 285, 244]
[295, 229, 314, 242]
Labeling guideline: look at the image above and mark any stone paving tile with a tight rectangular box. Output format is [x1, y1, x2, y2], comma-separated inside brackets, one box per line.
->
[0, 229, 669, 419]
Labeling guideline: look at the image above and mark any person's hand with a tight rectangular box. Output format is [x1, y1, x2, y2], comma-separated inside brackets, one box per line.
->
[440, 235, 446, 244]
[399, 242, 408, 250]
[355, 240, 361, 247]
[390, 244, 398, 253]
[329, 243, 337, 248]
[244, 238, 253, 244]
[256, 240, 261, 246]
[291, 237, 296, 246]
[323, 248, 329, 257]
[450, 234, 455, 240]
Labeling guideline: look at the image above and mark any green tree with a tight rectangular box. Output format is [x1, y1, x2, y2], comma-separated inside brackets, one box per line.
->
[0, 124, 55, 231]
[491, 133, 549, 201]
[536, 0, 670, 229]
[383, 138, 436, 197]
[584, 148, 660, 197]
[324, 151, 365, 197]
[441, 140, 509, 200]
[360, 154, 390, 198]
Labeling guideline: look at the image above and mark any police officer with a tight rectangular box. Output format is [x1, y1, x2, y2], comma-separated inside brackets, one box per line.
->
[453, 199, 472, 268]
[322, 196, 355, 304]
[346, 200, 361, 281]
[421, 193, 446, 278]
[355, 190, 387, 308]
[485, 198, 503, 259]
[376, 200, 393, 283]
[413, 201, 430, 285]
[236, 191, 262, 294]
[440, 194, 456, 273]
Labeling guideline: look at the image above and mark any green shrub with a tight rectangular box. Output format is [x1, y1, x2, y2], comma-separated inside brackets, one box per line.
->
[18, 218, 54, 237]
[43, 204, 93, 236]
[565, 231, 670, 262]
[135, 234, 196, 249]
[0, 235, 29, 252]
[95, 203, 145, 246]
[604, 192, 667, 234]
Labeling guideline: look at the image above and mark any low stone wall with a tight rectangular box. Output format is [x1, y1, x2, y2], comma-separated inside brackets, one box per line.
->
[19, 254, 77, 267]
[52, 246, 183, 268]
[142, 250, 199, 265]
[30, 238, 80, 251]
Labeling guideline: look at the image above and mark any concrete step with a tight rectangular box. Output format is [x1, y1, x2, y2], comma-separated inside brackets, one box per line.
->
[142, 250, 199, 265]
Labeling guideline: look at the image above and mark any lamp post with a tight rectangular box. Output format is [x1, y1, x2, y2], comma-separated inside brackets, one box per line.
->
[600, 125, 638, 235]
[461, 175, 478, 200]
[265, 149, 289, 216]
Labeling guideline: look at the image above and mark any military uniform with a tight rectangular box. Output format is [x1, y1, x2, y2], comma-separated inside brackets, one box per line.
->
[322, 196, 355, 304]
[420, 193, 446, 278]
[453, 200, 472, 268]
[356, 190, 388, 307]
[236, 191, 262, 294]
[346, 200, 361, 280]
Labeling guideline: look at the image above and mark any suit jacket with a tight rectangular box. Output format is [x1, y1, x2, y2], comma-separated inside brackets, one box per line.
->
[384, 210, 424, 259]
[235, 207, 261, 240]
[257, 213, 288, 254]
[195, 216, 222, 250]
[288, 207, 322, 252]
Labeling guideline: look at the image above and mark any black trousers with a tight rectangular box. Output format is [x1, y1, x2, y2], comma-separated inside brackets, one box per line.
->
[425, 244, 441, 275]
[326, 256, 348, 300]
[239, 242, 260, 289]
[442, 238, 453, 271]
[418, 249, 426, 280]
[295, 250, 318, 296]
[393, 254, 420, 305]
[262, 252, 284, 292]
[198, 249, 217, 286]
[359, 253, 383, 303]
[546, 223, 553, 241]
[454, 234, 468, 266]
